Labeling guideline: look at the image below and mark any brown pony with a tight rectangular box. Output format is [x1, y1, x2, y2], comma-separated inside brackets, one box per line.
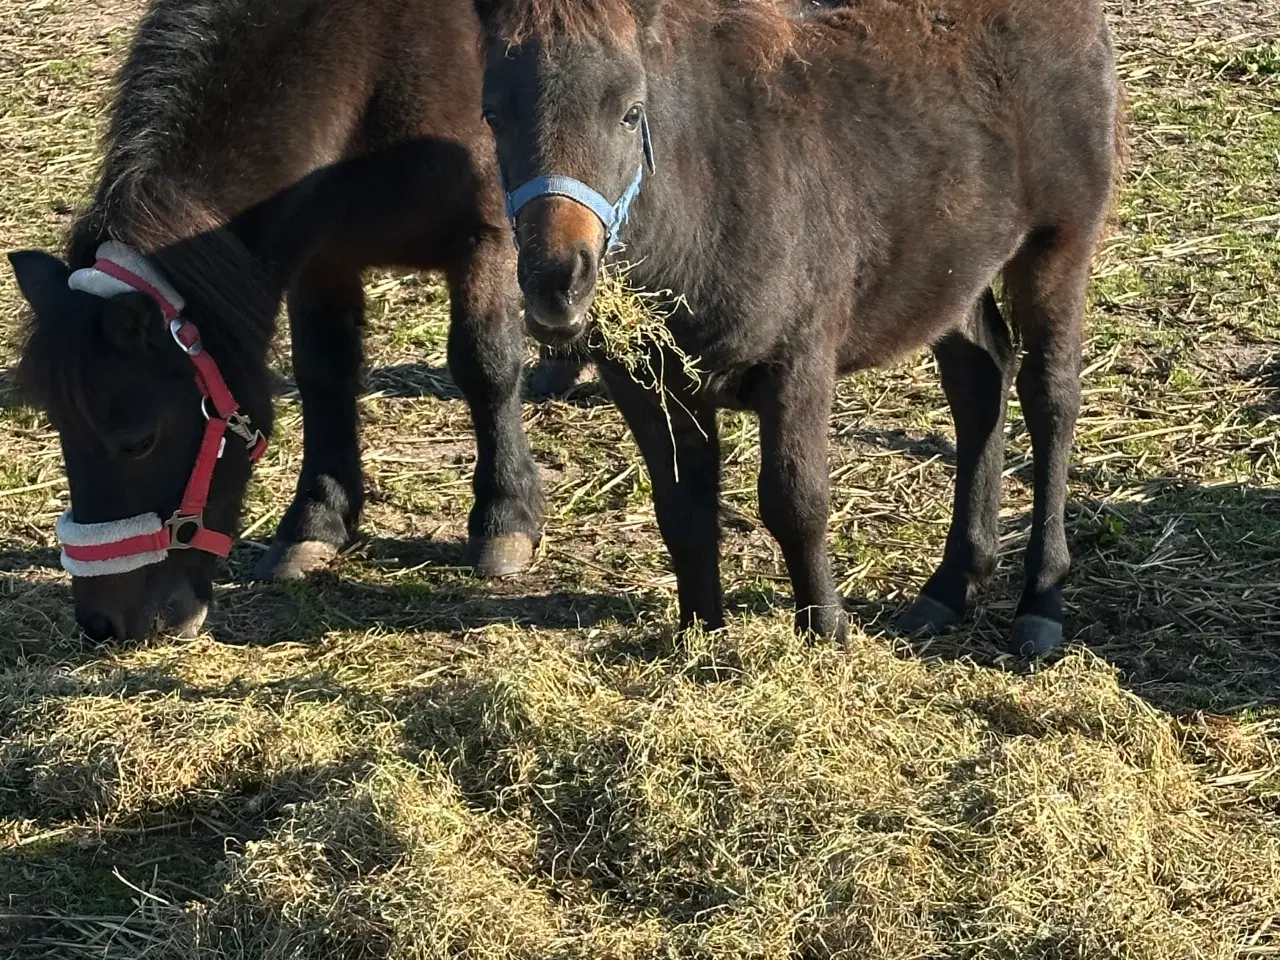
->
[7, 0, 569, 641]
[475, 0, 1122, 653]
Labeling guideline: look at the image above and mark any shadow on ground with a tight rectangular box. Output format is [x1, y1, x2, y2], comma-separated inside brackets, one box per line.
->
[364, 359, 610, 406]
[0, 752, 376, 958]
[0, 368, 21, 411]
[881, 478, 1280, 716]
[6, 473, 1277, 716]
[363, 363, 461, 401]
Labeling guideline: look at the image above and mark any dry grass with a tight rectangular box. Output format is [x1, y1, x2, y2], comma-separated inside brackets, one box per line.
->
[589, 260, 702, 390]
[9, 624, 1280, 958]
[2, 0, 1280, 957]
[0, 651, 370, 825]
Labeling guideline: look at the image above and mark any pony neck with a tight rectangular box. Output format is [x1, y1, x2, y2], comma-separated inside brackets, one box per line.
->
[624, 38, 750, 300]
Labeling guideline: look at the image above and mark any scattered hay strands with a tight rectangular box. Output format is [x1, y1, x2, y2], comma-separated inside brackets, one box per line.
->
[4, 625, 1279, 959]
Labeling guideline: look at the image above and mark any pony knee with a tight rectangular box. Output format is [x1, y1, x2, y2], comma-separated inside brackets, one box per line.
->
[1015, 353, 1081, 423]
[758, 466, 829, 549]
[447, 307, 524, 398]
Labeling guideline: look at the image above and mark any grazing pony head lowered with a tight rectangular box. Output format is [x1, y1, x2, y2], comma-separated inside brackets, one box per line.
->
[476, 0, 793, 342]
[10, 207, 276, 643]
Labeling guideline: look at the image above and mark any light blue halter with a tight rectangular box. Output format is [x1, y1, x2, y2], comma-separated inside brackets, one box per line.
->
[504, 113, 656, 252]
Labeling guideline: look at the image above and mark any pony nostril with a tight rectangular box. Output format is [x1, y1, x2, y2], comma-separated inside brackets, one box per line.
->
[520, 248, 597, 333]
[77, 610, 119, 643]
[570, 247, 595, 300]
[160, 587, 209, 639]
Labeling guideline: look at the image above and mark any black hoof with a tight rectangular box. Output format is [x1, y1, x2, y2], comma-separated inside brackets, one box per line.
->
[896, 594, 962, 636]
[468, 532, 536, 578]
[796, 605, 849, 643]
[529, 354, 593, 399]
[1009, 615, 1064, 657]
[252, 539, 340, 582]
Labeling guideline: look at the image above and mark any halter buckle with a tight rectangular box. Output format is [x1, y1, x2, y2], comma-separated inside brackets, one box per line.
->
[169, 318, 202, 356]
[225, 411, 257, 444]
[165, 512, 206, 550]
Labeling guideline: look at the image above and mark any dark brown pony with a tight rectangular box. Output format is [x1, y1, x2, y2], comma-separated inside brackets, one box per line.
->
[475, 0, 1122, 653]
[7, 0, 565, 641]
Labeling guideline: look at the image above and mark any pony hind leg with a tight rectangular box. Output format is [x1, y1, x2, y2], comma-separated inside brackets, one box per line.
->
[899, 289, 1016, 635]
[447, 235, 544, 577]
[256, 259, 365, 580]
[1004, 227, 1095, 655]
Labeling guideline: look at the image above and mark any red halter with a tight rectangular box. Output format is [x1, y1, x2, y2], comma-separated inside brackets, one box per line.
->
[58, 256, 267, 573]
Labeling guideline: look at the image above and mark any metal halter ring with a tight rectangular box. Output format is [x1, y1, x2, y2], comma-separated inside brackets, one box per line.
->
[165, 512, 205, 550]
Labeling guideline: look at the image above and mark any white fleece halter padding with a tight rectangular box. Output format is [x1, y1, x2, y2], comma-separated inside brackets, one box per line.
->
[59, 243, 181, 577]
[67, 241, 186, 314]
[56, 510, 169, 577]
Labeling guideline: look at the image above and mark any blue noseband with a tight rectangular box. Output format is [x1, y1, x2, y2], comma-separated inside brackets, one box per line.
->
[504, 113, 656, 252]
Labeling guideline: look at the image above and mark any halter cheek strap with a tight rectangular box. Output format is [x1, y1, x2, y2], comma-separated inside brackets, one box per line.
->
[57, 241, 268, 578]
[504, 113, 656, 252]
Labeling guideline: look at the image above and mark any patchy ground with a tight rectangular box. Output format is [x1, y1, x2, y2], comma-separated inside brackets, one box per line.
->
[1, 1, 1278, 957]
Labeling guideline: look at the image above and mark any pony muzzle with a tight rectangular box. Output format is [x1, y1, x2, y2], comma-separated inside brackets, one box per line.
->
[61, 510, 216, 640]
[515, 195, 603, 339]
[503, 134, 653, 339]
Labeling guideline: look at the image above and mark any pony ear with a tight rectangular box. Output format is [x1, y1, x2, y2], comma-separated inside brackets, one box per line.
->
[8, 250, 72, 318]
[100, 291, 168, 356]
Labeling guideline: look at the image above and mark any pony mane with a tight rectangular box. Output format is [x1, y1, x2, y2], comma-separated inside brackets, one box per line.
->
[86, 0, 266, 250]
[479, 0, 1002, 71]
[21, 0, 287, 431]
[481, 0, 802, 68]
[77, 0, 334, 257]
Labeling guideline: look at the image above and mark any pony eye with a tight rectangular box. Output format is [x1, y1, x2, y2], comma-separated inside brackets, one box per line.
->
[622, 104, 644, 131]
[482, 108, 500, 131]
[117, 430, 159, 459]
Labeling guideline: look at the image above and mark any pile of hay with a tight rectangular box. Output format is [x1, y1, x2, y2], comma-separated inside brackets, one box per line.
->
[0, 658, 363, 824]
[163, 622, 1280, 960]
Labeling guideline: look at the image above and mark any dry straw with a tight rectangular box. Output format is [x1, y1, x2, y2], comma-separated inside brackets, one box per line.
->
[10, 623, 1272, 959]
[587, 260, 705, 476]
[588, 260, 702, 395]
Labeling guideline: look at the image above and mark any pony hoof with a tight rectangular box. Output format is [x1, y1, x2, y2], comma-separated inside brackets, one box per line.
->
[896, 594, 961, 636]
[796, 607, 849, 644]
[529, 356, 592, 398]
[1009, 615, 1064, 657]
[469, 533, 535, 578]
[253, 539, 340, 581]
